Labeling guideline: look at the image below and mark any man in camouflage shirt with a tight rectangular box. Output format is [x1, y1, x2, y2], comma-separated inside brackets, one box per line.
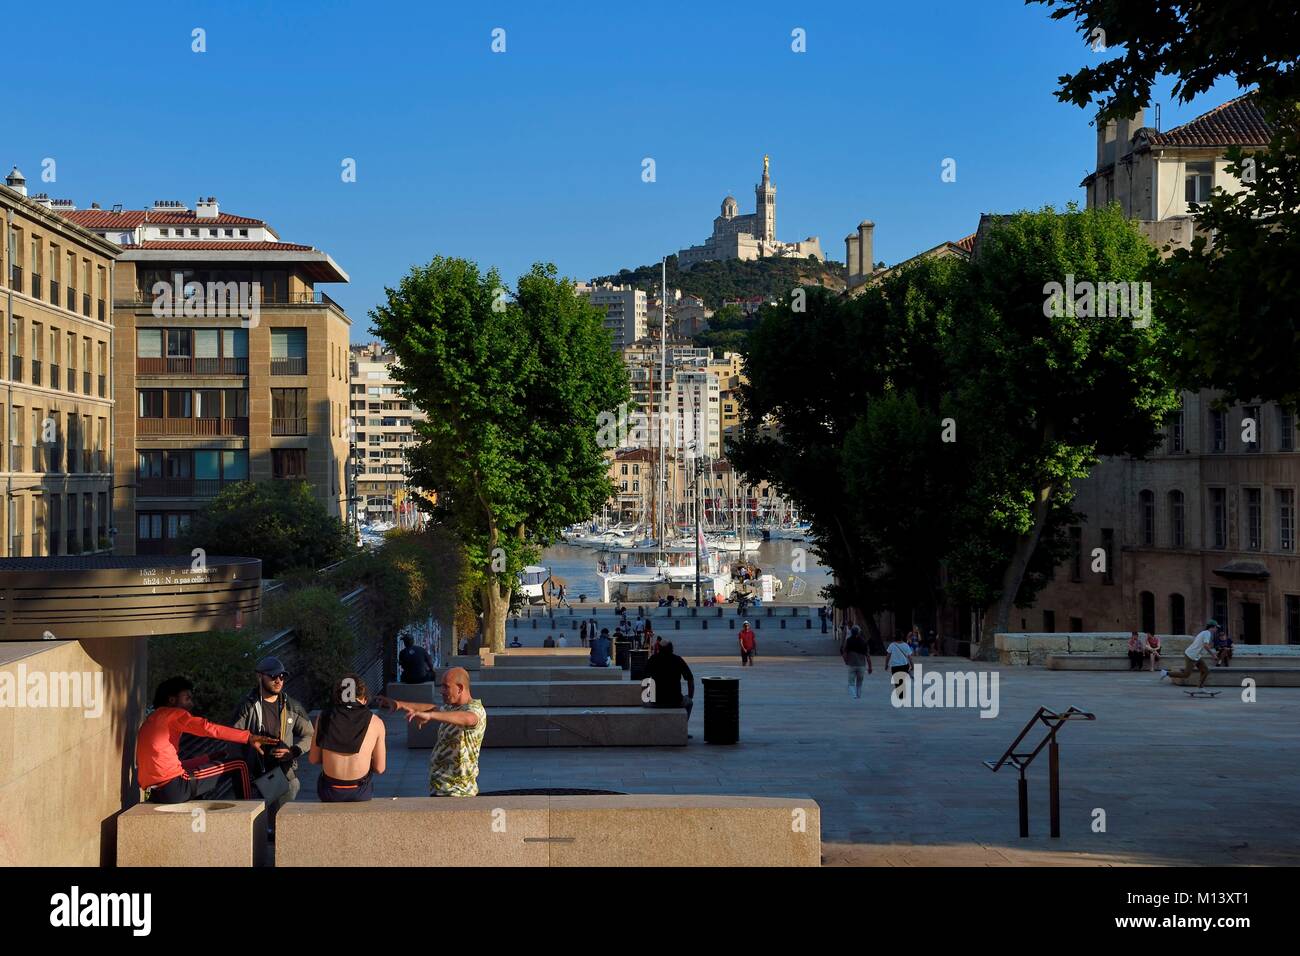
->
[379, 667, 486, 796]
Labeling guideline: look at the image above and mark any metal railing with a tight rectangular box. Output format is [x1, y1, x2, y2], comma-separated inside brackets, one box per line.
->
[136, 356, 248, 375]
[272, 417, 308, 436]
[137, 476, 238, 497]
[984, 706, 1096, 838]
[271, 356, 307, 375]
[136, 416, 249, 437]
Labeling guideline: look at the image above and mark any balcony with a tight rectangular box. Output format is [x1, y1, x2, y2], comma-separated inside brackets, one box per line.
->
[138, 476, 239, 498]
[136, 356, 248, 375]
[50, 279, 59, 306]
[10, 354, 21, 382]
[272, 417, 308, 436]
[271, 356, 307, 375]
[9, 266, 21, 293]
[31, 360, 41, 387]
[137, 416, 249, 437]
[82, 293, 91, 317]
[67, 287, 76, 311]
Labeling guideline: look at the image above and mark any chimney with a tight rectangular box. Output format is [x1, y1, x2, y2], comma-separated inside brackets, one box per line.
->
[51, 198, 77, 212]
[5, 166, 27, 196]
[845, 234, 860, 286]
[195, 196, 219, 219]
[152, 200, 187, 211]
[1096, 114, 1117, 168]
[1114, 108, 1146, 161]
[31, 193, 53, 209]
[857, 220, 874, 278]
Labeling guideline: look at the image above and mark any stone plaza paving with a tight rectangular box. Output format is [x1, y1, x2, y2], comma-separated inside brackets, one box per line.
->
[294, 627, 1300, 866]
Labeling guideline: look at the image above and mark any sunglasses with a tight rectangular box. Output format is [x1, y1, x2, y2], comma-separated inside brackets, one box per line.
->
[263, 672, 289, 681]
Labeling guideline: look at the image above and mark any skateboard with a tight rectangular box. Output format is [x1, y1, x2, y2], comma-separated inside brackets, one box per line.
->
[1183, 690, 1222, 698]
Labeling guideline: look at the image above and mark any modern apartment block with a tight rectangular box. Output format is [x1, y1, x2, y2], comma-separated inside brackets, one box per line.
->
[0, 169, 118, 556]
[62, 196, 352, 555]
[576, 282, 647, 350]
[1020, 95, 1298, 643]
[349, 341, 425, 525]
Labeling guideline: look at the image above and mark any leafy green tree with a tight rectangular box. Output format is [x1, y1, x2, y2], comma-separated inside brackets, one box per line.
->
[370, 259, 628, 651]
[1031, 0, 1300, 408]
[183, 480, 353, 579]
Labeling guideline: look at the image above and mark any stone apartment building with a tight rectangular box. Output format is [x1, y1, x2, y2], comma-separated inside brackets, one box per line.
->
[60, 196, 352, 555]
[1, 169, 118, 556]
[349, 342, 427, 525]
[1020, 94, 1297, 644]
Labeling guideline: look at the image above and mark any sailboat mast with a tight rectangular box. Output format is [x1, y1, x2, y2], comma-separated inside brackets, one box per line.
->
[659, 257, 667, 565]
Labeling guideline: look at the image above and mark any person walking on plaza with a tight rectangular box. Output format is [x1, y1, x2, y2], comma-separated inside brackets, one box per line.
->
[1160, 621, 1218, 689]
[137, 677, 278, 803]
[1143, 631, 1163, 672]
[738, 620, 757, 666]
[1127, 631, 1145, 671]
[378, 667, 487, 797]
[230, 656, 314, 837]
[886, 633, 914, 677]
[556, 582, 570, 608]
[841, 624, 872, 698]
[398, 633, 436, 684]
[309, 674, 386, 802]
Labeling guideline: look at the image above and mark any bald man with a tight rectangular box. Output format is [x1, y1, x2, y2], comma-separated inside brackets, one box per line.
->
[378, 667, 487, 796]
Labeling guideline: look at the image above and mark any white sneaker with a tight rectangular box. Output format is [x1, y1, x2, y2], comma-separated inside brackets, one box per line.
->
[1157, 669, 1168, 681]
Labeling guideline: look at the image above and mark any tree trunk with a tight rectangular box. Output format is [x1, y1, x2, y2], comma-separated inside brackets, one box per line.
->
[481, 579, 510, 653]
[978, 482, 1054, 661]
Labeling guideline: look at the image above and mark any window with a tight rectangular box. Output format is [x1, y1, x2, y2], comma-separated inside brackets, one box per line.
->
[1042, 610, 1056, 633]
[1278, 488, 1296, 552]
[1210, 488, 1227, 549]
[195, 389, 221, 419]
[1169, 594, 1186, 635]
[1185, 161, 1213, 204]
[1069, 527, 1082, 581]
[1139, 490, 1155, 546]
[194, 450, 220, 480]
[1168, 402, 1185, 452]
[222, 328, 248, 360]
[1211, 408, 1226, 452]
[1288, 596, 1300, 645]
[165, 389, 191, 419]
[138, 390, 163, 418]
[223, 451, 248, 480]
[1169, 490, 1185, 548]
[166, 329, 191, 357]
[224, 389, 248, 418]
[1069, 617, 1084, 633]
[1280, 407, 1296, 452]
[194, 329, 219, 370]
[1243, 405, 1261, 452]
[1245, 488, 1262, 550]
[271, 388, 307, 434]
[165, 451, 192, 479]
[1101, 528, 1115, 584]
[271, 328, 307, 374]
[273, 448, 307, 479]
[1211, 587, 1228, 630]
[138, 513, 163, 542]
[1140, 591, 1156, 635]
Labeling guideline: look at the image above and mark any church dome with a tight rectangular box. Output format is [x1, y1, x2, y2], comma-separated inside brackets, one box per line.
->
[721, 195, 738, 218]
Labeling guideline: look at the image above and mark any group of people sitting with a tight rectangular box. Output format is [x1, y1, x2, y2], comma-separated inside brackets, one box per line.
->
[1129, 624, 1234, 673]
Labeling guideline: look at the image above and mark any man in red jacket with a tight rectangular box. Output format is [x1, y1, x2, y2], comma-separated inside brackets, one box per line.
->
[137, 676, 278, 803]
[738, 621, 757, 666]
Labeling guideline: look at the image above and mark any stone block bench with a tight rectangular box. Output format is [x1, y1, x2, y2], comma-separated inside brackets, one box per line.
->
[275, 795, 820, 866]
[118, 800, 268, 867]
[1170, 667, 1300, 688]
[406, 706, 687, 748]
[387, 680, 644, 708]
[494, 648, 590, 658]
[1046, 653, 1300, 671]
[478, 666, 626, 682]
[492, 654, 603, 667]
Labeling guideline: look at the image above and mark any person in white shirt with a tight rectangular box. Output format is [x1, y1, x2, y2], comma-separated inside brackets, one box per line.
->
[886, 633, 914, 706]
[557, 635, 568, 648]
[1160, 620, 1217, 688]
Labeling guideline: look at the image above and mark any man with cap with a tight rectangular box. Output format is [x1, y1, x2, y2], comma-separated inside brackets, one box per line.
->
[1159, 620, 1219, 689]
[230, 656, 314, 835]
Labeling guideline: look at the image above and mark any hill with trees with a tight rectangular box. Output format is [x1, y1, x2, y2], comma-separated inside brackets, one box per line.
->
[593, 254, 847, 310]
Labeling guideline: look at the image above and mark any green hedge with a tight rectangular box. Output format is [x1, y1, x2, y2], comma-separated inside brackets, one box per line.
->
[147, 629, 265, 722]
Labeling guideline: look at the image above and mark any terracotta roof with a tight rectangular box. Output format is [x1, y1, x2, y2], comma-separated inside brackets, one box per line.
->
[61, 209, 265, 229]
[954, 233, 976, 253]
[1145, 94, 1272, 148]
[126, 240, 315, 252]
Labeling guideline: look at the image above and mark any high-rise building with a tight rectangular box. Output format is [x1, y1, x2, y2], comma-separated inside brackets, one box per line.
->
[62, 195, 353, 554]
[577, 282, 647, 350]
[0, 169, 118, 556]
[348, 342, 427, 525]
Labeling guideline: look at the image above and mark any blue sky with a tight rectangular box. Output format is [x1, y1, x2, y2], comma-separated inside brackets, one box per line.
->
[11, 0, 1244, 340]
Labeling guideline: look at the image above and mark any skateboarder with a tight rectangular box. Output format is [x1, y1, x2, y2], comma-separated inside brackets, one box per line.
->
[1160, 620, 1218, 689]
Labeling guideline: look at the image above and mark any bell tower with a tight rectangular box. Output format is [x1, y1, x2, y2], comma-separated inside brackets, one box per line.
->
[755, 154, 776, 243]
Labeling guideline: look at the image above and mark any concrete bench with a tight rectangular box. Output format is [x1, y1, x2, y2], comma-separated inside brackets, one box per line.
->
[275, 795, 820, 867]
[478, 666, 626, 682]
[1047, 653, 1300, 671]
[494, 647, 590, 658]
[387, 680, 644, 708]
[117, 800, 268, 867]
[492, 654, 603, 667]
[406, 706, 688, 748]
[1171, 667, 1300, 688]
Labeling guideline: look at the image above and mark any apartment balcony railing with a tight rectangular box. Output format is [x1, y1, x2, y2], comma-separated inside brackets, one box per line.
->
[138, 476, 239, 498]
[271, 356, 307, 375]
[136, 416, 249, 437]
[31, 359, 41, 387]
[50, 279, 59, 305]
[98, 374, 106, 397]
[272, 417, 308, 436]
[10, 354, 21, 382]
[136, 356, 248, 375]
[67, 287, 76, 311]
[123, 288, 344, 309]
[83, 371, 91, 394]
[82, 293, 91, 317]
[9, 266, 21, 293]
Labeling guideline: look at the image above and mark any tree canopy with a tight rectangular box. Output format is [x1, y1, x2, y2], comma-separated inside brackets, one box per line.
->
[369, 258, 628, 651]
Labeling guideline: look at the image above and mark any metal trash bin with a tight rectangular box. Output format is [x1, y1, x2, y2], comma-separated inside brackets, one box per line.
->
[702, 676, 740, 744]
[629, 649, 649, 680]
[615, 640, 631, 669]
